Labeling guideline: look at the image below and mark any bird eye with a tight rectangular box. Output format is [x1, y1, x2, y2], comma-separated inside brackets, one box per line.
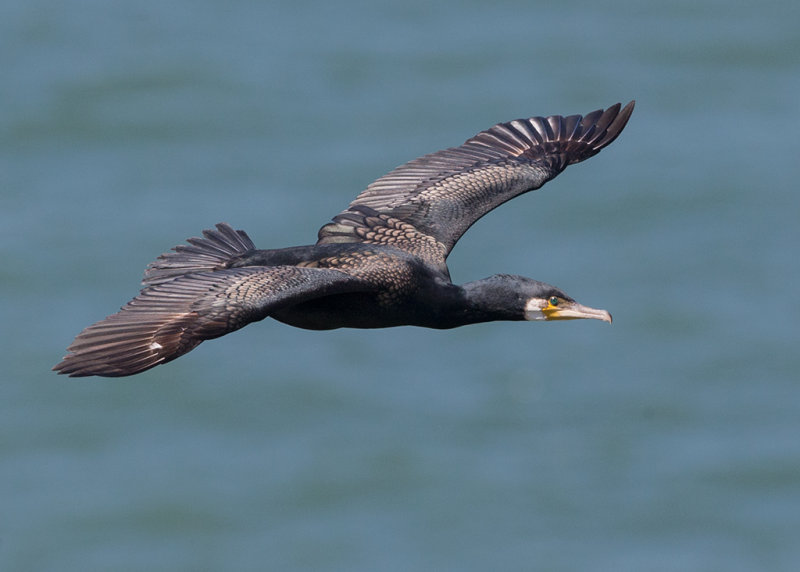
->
[549, 296, 559, 307]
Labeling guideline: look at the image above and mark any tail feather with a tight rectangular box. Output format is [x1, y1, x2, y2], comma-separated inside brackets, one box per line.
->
[142, 223, 255, 286]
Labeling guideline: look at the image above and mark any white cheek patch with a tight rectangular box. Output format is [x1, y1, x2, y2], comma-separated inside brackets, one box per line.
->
[524, 298, 546, 321]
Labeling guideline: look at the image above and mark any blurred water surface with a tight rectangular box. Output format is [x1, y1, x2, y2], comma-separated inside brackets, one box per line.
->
[2, 0, 799, 570]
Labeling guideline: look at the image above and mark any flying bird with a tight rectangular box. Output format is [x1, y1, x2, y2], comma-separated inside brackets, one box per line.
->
[54, 101, 635, 377]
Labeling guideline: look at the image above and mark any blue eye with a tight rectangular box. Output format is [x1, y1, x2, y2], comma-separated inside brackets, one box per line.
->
[549, 296, 559, 307]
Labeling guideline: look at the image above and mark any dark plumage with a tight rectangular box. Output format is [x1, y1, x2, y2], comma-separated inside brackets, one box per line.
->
[55, 101, 634, 377]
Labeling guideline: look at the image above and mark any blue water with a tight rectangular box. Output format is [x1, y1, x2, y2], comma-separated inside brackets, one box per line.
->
[2, 0, 799, 570]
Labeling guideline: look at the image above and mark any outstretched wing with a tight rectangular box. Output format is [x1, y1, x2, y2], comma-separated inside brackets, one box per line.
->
[53, 265, 368, 377]
[317, 101, 634, 265]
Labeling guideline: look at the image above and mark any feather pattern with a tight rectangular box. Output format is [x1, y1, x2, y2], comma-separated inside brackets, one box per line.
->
[318, 102, 634, 261]
[54, 266, 367, 377]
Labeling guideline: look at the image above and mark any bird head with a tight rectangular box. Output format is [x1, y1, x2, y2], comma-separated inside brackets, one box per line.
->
[520, 279, 612, 323]
[463, 274, 612, 324]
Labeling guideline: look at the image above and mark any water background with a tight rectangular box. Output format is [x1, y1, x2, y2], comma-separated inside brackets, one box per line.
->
[2, 1, 799, 570]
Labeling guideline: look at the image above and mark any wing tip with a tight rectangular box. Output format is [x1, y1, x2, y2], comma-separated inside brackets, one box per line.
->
[464, 100, 635, 166]
[555, 99, 635, 166]
[52, 319, 186, 377]
[591, 100, 635, 152]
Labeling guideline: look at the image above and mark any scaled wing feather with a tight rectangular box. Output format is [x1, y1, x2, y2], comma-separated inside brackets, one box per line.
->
[54, 266, 367, 377]
[317, 101, 634, 261]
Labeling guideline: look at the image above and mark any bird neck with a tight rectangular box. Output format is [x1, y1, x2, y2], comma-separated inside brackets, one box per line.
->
[426, 276, 526, 329]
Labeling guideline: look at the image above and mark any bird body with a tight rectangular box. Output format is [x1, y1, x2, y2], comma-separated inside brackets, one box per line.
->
[55, 101, 634, 377]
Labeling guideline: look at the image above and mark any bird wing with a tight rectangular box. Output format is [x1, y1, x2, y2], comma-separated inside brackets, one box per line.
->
[53, 265, 370, 377]
[317, 101, 634, 265]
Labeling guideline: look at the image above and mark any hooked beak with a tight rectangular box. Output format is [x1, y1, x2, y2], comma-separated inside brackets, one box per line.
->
[543, 301, 612, 323]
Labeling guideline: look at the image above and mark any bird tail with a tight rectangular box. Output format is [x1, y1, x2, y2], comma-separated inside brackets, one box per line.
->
[142, 223, 255, 286]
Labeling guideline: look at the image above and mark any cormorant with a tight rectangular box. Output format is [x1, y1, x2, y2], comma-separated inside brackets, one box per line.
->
[54, 101, 634, 377]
